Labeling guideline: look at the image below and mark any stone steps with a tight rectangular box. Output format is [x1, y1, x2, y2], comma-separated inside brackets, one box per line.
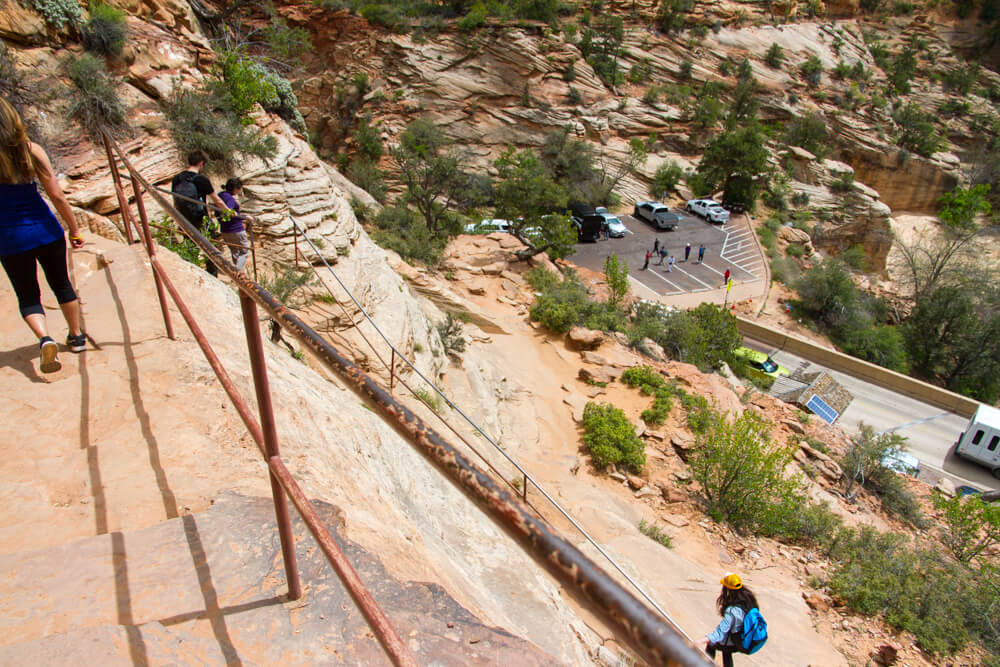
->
[0, 492, 553, 665]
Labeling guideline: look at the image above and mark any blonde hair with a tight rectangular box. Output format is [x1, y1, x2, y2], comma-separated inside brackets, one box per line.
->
[0, 97, 46, 184]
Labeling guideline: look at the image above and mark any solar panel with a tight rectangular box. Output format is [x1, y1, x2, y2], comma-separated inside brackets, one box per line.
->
[805, 394, 839, 425]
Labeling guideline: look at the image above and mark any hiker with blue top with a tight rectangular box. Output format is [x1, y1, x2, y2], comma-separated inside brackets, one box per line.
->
[700, 572, 768, 666]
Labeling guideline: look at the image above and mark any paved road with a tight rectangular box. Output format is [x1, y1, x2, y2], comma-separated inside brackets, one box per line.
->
[744, 338, 998, 491]
[569, 210, 763, 296]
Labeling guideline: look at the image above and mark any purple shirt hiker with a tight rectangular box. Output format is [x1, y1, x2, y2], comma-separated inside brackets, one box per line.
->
[217, 190, 245, 234]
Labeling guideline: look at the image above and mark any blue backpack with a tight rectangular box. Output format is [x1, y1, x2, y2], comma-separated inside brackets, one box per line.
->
[738, 607, 768, 654]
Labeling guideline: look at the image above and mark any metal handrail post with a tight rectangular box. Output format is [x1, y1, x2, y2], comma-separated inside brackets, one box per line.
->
[132, 184, 176, 341]
[101, 134, 135, 245]
[240, 294, 302, 601]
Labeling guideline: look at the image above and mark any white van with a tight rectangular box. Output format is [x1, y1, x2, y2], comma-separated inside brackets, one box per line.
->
[954, 404, 1000, 479]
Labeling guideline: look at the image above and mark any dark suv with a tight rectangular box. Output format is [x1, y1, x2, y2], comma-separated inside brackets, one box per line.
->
[633, 201, 681, 230]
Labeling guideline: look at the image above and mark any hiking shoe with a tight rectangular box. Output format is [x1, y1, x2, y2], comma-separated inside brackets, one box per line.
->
[67, 332, 87, 353]
[39, 337, 61, 373]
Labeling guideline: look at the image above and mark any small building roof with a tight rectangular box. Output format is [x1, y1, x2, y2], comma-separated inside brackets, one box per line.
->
[973, 403, 1000, 429]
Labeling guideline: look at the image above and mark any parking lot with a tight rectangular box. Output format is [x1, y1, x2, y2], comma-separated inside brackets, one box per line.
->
[570, 209, 764, 296]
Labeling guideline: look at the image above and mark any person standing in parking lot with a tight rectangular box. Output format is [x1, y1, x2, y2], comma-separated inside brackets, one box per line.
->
[653, 238, 659, 255]
[667, 255, 675, 272]
[724, 267, 731, 285]
[684, 242, 691, 261]
[642, 250, 651, 270]
[658, 247, 667, 265]
[698, 244, 706, 263]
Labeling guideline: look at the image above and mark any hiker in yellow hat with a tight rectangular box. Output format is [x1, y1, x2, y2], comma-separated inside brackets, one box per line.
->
[699, 573, 762, 666]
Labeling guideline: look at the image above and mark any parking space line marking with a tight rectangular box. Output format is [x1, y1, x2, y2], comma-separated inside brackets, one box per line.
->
[671, 263, 714, 288]
[636, 271, 685, 294]
[727, 230, 752, 240]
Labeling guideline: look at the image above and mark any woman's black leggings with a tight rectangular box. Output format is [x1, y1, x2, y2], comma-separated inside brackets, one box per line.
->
[707, 643, 736, 667]
[1, 236, 77, 318]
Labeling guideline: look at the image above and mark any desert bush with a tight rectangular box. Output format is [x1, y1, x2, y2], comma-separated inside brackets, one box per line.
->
[82, 1, 127, 56]
[457, 2, 488, 31]
[765, 42, 784, 69]
[651, 160, 684, 197]
[830, 171, 855, 193]
[942, 62, 980, 94]
[436, 312, 467, 355]
[639, 520, 673, 548]
[65, 54, 127, 137]
[529, 268, 627, 333]
[214, 49, 306, 133]
[689, 410, 800, 530]
[163, 87, 278, 171]
[261, 266, 313, 307]
[152, 216, 201, 265]
[582, 401, 646, 472]
[567, 85, 582, 105]
[784, 111, 830, 158]
[657, 0, 693, 33]
[29, 0, 83, 29]
[799, 55, 823, 85]
[933, 492, 1000, 564]
[525, 265, 561, 292]
[346, 158, 386, 202]
[264, 17, 312, 63]
[372, 205, 447, 265]
[888, 47, 917, 94]
[825, 526, 987, 656]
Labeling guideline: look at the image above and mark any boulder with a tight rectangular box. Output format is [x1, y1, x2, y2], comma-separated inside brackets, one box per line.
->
[661, 513, 689, 528]
[778, 226, 812, 246]
[640, 338, 667, 361]
[872, 642, 902, 666]
[627, 475, 645, 490]
[562, 393, 589, 423]
[635, 486, 660, 499]
[581, 351, 613, 365]
[781, 418, 807, 435]
[803, 592, 832, 612]
[660, 485, 687, 503]
[578, 366, 617, 385]
[567, 326, 605, 350]
[934, 477, 956, 497]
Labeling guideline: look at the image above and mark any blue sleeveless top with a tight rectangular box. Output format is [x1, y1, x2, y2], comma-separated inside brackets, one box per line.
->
[0, 182, 64, 256]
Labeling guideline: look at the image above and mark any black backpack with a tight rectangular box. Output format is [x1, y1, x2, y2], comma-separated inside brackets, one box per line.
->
[172, 172, 206, 226]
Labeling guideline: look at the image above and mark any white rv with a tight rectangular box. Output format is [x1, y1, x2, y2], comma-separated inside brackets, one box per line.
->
[954, 404, 1000, 479]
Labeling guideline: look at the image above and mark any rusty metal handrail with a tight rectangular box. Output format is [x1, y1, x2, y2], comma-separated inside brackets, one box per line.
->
[291, 218, 694, 637]
[101, 135, 416, 667]
[102, 132, 709, 667]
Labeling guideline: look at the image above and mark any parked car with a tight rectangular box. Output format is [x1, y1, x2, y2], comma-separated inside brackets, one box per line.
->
[686, 198, 730, 223]
[881, 450, 921, 477]
[599, 213, 628, 238]
[953, 404, 1000, 479]
[732, 346, 790, 379]
[465, 218, 511, 234]
[633, 201, 681, 230]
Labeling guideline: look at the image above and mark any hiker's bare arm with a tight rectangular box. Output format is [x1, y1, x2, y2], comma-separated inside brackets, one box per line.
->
[30, 143, 81, 239]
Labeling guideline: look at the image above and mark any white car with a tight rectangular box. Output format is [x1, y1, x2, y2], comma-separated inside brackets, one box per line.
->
[686, 199, 730, 223]
[600, 213, 628, 238]
[465, 218, 511, 234]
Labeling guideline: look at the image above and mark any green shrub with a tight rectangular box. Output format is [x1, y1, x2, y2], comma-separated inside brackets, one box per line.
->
[372, 205, 446, 265]
[352, 115, 383, 161]
[413, 386, 443, 411]
[938, 99, 971, 117]
[436, 313, 467, 355]
[214, 49, 306, 133]
[264, 17, 312, 63]
[260, 266, 313, 307]
[868, 468, 926, 527]
[163, 87, 278, 171]
[799, 55, 823, 85]
[689, 410, 800, 530]
[941, 62, 980, 94]
[567, 85, 582, 105]
[785, 243, 805, 258]
[680, 390, 712, 433]
[639, 520, 673, 548]
[628, 58, 654, 83]
[82, 1, 127, 57]
[529, 269, 627, 334]
[678, 59, 693, 80]
[784, 111, 830, 158]
[824, 527, 988, 656]
[652, 160, 684, 197]
[888, 47, 917, 94]
[346, 158, 386, 203]
[65, 54, 127, 137]
[933, 492, 1000, 564]
[525, 265, 561, 292]
[830, 171, 855, 193]
[582, 401, 646, 472]
[457, 2, 488, 31]
[765, 42, 784, 69]
[29, 0, 83, 29]
[153, 216, 201, 265]
[657, 0, 693, 33]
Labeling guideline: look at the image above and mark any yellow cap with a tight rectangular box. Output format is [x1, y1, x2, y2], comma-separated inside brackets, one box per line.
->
[720, 573, 743, 590]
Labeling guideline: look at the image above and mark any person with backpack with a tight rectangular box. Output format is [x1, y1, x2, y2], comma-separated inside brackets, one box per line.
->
[171, 150, 227, 277]
[0, 97, 86, 373]
[700, 572, 767, 666]
[216, 177, 253, 272]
